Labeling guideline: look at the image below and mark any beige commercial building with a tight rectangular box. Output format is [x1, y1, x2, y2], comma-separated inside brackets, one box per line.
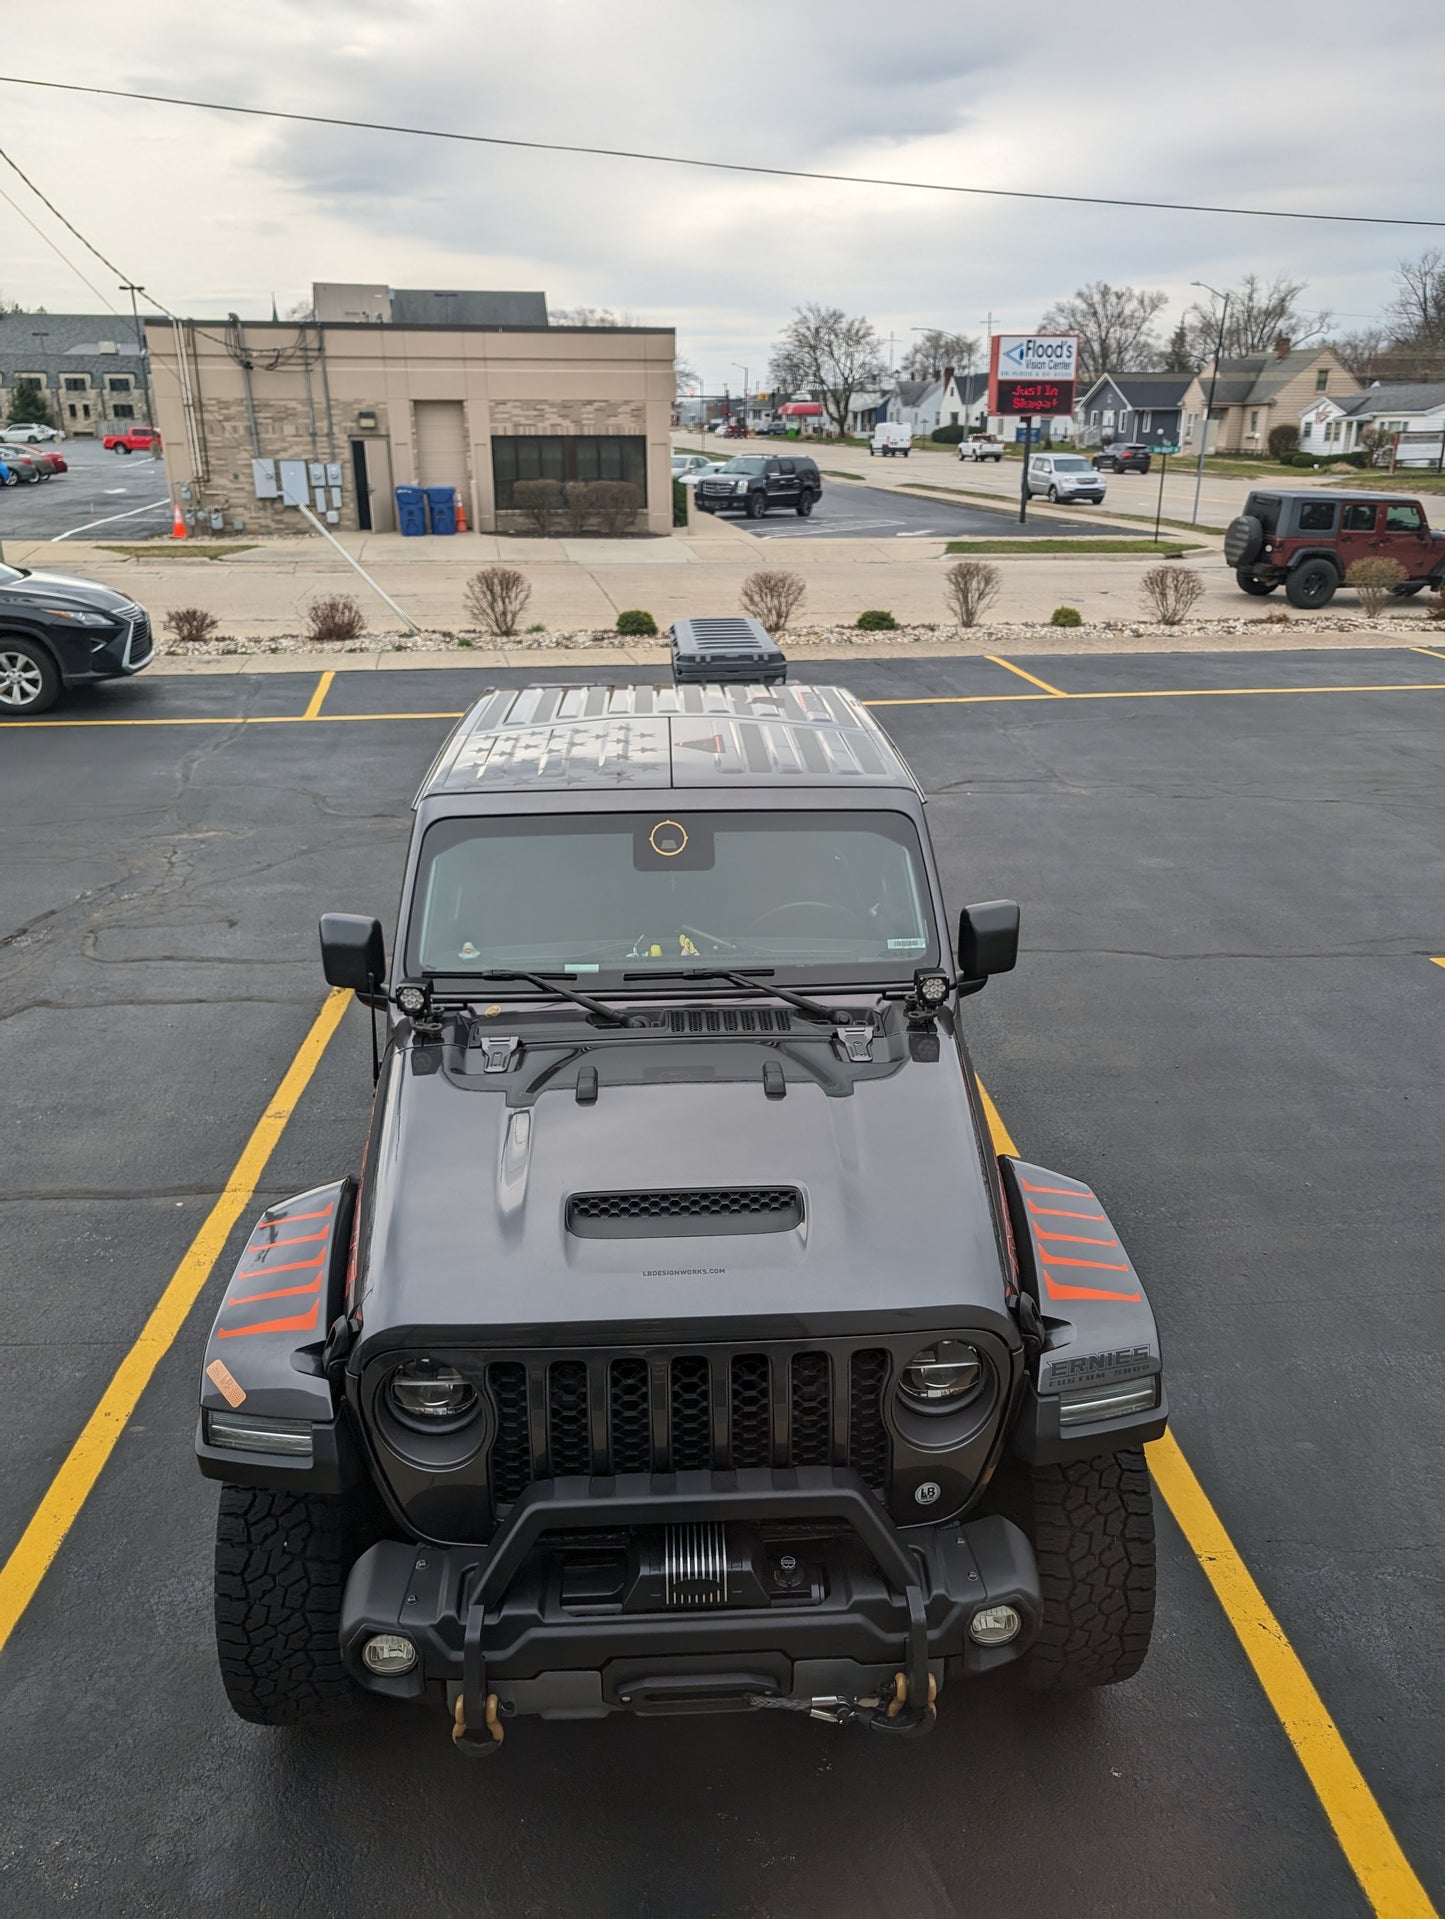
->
[144, 304, 675, 536]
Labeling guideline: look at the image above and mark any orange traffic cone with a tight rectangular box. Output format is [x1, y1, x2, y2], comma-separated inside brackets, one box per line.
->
[455, 492, 469, 533]
[171, 499, 188, 540]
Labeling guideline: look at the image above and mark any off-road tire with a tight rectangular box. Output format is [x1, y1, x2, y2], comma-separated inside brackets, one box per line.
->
[0, 637, 61, 716]
[1224, 514, 1264, 567]
[1236, 570, 1277, 595]
[1285, 559, 1337, 609]
[214, 1483, 364, 1725]
[1021, 1449, 1156, 1690]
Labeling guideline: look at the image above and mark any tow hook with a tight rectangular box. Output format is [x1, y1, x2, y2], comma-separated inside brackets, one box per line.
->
[451, 1691, 504, 1756]
[745, 1673, 938, 1735]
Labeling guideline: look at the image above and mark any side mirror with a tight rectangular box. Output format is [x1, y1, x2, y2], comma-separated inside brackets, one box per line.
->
[957, 900, 1020, 981]
[319, 913, 386, 994]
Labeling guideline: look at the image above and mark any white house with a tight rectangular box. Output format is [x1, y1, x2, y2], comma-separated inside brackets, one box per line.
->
[1299, 381, 1445, 466]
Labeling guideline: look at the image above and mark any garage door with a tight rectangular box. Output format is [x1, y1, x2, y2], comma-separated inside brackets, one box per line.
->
[414, 400, 468, 488]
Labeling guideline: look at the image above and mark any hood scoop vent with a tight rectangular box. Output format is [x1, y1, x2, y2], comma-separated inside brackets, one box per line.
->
[669, 1008, 792, 1035]
[567, 1187, 803, 1239]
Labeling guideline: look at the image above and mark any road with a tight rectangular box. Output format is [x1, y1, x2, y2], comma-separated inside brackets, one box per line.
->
[679, 433, 1295, 531]
[705, 477, 1100, 541]
[0, 654, 1441, 1917]
[0, 434, 169, 543]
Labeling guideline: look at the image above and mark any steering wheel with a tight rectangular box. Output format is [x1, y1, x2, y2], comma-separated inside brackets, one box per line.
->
[747, 900, 858, 935]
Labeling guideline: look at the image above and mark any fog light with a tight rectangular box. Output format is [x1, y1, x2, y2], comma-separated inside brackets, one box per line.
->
[361, 1633, 418, 1676]
[969, 1604, 1021, 1646]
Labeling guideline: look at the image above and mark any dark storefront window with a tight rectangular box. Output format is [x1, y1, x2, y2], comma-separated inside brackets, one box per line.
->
[492, 435, 646, 508]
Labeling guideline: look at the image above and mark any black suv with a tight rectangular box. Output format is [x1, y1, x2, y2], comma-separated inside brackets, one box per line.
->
[696, 454, 822, 519]
[198, 679, 1167, 1750]
[0, 563, 154, 716]
[1091, 444, 1151, 474]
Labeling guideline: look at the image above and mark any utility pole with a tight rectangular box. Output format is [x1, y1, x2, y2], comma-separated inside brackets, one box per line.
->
[1190, 282, 1230, 526]
[120, 284, 156, 430]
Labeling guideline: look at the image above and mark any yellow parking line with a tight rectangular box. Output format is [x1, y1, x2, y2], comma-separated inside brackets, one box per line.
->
[985, 655, 1068, 696]
[867, 681, 1445, 707]
[2, 712, 466, 729]
[1431, 957, 1445, 971]
[302, 669, 335, 720]
[976, 1078, 1436, 1919]
[0, 988, 352, 1658]
[1411, 645, 1445, 662]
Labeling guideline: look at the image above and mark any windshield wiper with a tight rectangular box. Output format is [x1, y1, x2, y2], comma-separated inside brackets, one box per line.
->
[622, 966, 840, 1025]
[477, 969, 629, 1026]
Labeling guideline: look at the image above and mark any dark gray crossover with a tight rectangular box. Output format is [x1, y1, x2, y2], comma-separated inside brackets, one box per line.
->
[0, 563, 154, 715]
[197, 681, 1167, 1751]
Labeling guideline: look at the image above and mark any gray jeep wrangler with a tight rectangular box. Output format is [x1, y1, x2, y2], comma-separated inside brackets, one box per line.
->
[197, 680, 1166, 1750]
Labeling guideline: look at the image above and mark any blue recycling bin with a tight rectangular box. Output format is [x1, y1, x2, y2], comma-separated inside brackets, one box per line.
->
[424, 486, 458, 535]
[395, 485, 426, 537]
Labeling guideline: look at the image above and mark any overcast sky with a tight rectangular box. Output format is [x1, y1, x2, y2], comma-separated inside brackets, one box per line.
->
[1, 0, 1440, 387]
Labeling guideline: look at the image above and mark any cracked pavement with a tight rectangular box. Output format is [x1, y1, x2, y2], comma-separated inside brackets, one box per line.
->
[0, 651, 1440, 1917]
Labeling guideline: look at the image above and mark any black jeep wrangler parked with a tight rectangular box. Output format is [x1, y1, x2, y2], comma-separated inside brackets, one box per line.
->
[198, 680, 1166, 1750]
[695, 454, 823, 519]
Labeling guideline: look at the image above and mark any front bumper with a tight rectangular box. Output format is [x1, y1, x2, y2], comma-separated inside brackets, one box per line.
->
[56, 609, 154, 685]
[339, 1466, 1041, 1722]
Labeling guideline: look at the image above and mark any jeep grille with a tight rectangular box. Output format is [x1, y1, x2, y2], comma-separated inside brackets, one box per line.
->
[484, 1346, 892, 1505]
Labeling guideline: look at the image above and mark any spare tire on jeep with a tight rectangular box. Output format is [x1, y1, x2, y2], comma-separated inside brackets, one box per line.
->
[1224, 514, 1264, 567]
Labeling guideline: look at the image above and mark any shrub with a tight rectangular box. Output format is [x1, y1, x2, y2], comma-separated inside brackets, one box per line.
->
[162, 606, 220, 646]
[1140, 565, 1205, 626]
[615, 608, 657, 636]
[512, 477, 564, 536]
[1427, 586, 1445, 621]
[1267, 424, 1299, 461]
[943, 559, 1001, 628]
[525, 621, 547, 632]
[303, 593, 367, 644]
[1260, 607, 1292, 625]
[588, 479, 642, 536]
[856, 609, 898, 630]
[1346, 556, 1408, 616]
[464, 565, 532, 637]
[561, 483, 595, 536]
[740, 569, 806, 631]
[1049, 605, 1083, 627]
[930, 424, 966, 444]
[672, 476, 688, 527]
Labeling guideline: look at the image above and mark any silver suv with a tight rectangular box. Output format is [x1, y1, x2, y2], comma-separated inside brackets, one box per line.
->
[1025, 453, 1106, 505]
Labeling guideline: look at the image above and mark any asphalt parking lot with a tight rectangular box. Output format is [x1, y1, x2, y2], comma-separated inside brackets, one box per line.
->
[0, 434, 169, 543]
[1, 650, 1441, 1918]
[711, 476, 1100, 540]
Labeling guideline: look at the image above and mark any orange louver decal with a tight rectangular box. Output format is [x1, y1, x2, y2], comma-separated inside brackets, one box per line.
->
[216, 1297, 323, 1339]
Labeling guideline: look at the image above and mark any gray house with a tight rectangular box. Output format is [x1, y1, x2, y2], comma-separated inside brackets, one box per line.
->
[1075, 372, 1207, 450]
[0, 310, 154, 437]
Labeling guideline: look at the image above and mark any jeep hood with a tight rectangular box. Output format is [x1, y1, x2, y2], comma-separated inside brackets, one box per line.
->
[353, 1034, 1014, 1355]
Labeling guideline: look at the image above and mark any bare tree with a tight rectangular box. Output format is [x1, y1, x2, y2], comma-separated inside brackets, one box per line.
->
[1388, 249, 1445, 347]
[768, 304, 886, 439]
[1037, 282, 1168, 384]
[1140, 566, 1204, 626]
[674, 358, 700, 396]
[1184, 273, 1330, 365]
[902, 330, 980, 381]
[465, 566, 532, 636]
[550, 305, 640, 327]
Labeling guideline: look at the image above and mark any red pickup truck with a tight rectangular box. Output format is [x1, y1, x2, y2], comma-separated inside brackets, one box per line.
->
[103, 428, 162, 455]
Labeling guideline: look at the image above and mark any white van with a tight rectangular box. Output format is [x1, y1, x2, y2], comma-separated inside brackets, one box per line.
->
[869, 422, 913, 457]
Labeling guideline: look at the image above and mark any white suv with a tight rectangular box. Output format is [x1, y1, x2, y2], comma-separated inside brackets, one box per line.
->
[1025, 453, 1105, 505]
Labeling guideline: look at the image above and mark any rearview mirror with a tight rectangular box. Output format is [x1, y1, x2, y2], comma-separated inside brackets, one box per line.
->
[319, 913, 386, 994]
[957, 900, 1020, 981]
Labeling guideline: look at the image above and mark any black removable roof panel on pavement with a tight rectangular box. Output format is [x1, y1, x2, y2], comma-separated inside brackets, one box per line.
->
[669, 616, 787, 685]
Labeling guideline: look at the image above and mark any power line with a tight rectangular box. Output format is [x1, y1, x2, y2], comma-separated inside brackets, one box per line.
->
[1, 72, 1442, 230]
[0, 178, 123, 313]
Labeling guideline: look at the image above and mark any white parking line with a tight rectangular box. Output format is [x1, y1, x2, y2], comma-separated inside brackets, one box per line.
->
[50, 497, 170, 540]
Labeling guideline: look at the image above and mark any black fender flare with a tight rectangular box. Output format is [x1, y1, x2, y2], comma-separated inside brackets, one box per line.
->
[1283, 547, 1342, 577]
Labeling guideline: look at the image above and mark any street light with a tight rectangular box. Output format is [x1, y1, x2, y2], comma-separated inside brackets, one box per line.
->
[732, 364, 749, 433]
[1190, 280, 1231, 526]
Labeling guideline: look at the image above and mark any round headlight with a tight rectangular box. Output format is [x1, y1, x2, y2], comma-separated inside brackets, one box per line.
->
[899, 1342, 986, 1409]
[387, 1358, 479, 1430]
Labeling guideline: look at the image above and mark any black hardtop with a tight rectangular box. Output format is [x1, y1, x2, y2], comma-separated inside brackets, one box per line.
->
[1245, 488, 1424, 509]
[416, 682, 920, 800]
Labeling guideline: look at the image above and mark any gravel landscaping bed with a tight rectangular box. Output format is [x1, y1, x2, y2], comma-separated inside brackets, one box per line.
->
[157, 611, 1443, 659]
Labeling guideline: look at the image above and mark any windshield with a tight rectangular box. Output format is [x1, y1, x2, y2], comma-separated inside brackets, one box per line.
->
[718, 458, 768, 474]
[0, 564, 24, 585]
[406, 809, 940, 987]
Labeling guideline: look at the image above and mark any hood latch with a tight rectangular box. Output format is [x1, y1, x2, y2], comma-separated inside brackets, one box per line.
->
[834, 1023, 875, 1064]
[468, 1028, 520, 1074]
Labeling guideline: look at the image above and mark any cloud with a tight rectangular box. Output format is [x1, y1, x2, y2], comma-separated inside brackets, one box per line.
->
[0, 0, 1439, 374]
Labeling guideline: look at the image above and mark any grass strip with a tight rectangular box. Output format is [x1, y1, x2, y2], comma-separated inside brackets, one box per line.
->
[97, 542, 258, 560]
[942, 538, 1203, 555]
